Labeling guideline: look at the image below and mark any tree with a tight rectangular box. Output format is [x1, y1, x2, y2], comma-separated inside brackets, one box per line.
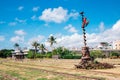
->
[32, 41, 40, 59]
[48, 36, 56, 50]
[14, 43, 19, 50]
[0, 49, 13, 58]
[39, 44, 46, 54]
[90, 50, 103, 58]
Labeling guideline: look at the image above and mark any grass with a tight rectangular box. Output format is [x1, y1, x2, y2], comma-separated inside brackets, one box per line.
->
[0, 58, 120, 80]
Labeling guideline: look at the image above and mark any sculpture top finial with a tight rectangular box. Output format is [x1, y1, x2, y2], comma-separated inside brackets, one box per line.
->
[80, 11, 84, 16]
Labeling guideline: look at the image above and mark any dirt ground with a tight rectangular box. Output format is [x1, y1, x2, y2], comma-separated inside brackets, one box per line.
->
[0, 58, 120, 80]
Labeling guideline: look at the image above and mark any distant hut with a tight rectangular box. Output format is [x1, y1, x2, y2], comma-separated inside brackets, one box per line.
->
[12, 49, 28, 60]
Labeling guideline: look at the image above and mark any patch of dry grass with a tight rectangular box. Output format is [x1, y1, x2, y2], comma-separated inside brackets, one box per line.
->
[0, 58, 120, 80]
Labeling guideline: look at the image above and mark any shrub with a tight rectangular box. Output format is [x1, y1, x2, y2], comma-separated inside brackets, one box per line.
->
[0, 49, 13, 58]
[27, 51, 34, 59]
[36, 54, 44, 58]
[44, 53, 52, 58]
[90, 50, 103, 59]
[110, 52, 120, 59]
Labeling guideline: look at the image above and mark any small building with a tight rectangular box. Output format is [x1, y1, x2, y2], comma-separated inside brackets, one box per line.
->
[97, 42, 113, 50]
[12, 49, 28, 60]
[113, 40, 120, 50]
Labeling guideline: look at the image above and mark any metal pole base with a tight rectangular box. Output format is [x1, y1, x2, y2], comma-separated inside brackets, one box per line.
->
[81, 47, 91, 60]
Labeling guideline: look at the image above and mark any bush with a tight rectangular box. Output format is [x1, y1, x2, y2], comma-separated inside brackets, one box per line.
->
[27, 51, 34, 59]
[44, 53, 52, 58]
[61, 54, 81, 59]
[61, 54, 73, 59]
[0, 49, 13, 58]
[90, 50, 103, 59]
[36, 54, 44, 58]
[52, 47, 81, 59]
[110, 52, 120, 59]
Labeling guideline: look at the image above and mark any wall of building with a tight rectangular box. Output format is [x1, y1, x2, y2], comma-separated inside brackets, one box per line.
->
[113, 40, 120, 50]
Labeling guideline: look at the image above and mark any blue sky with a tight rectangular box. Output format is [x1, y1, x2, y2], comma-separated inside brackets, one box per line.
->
[0, 0, 120, 50]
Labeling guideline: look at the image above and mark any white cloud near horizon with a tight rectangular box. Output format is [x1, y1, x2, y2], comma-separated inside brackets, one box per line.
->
[64, 24, 78, 33]
[32, 6, 39, 12]
[49, 20, 120, 49]
[10, 36, 24, 43]
[9, 20, 120, 50]
[28, 35, 45, 48]
[15, 30, 26, 36]
[0, 36, 5, 41]
[39, 7, 79, 23]
[18, 6, 24, 11]
[99, 22, 105, 32]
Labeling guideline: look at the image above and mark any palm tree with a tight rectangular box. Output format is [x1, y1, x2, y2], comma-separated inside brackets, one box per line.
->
[48, 35, 56, 50]
[14, 43, 19, 50]
[39, 44, 46, 54]
[32, 41, 40, 59]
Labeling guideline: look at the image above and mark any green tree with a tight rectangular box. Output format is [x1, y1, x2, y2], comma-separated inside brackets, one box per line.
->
[38, 44, 46, 54]
[90, 50, 103, 58]
[0, 49, 13, 58]
[32, 41, 40, 59]
[52, 47, 81, 59]
[27, 50, 34, 59]
[48, 36, 56, 50]
[14, 43, 19, 50]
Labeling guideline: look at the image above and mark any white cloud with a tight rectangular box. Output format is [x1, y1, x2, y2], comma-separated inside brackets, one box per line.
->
[15, 17, 26, 23]
[99, 22, 105, 32]
[18, 6, 24, 11]
[10, 36, 24, 43]
[27, 35, 45, 48]
[0, 36, 5, 41]
[31, 15, 37, 20]
[64, 24, 78, 33]
[32, 6, 39, 12]
[8, 22, 17, 26]
[15, 30, 26, 36]
[56, 33, 83, 48]
[69, 10, 79, 19]
[25, 20, 119, 50]
[28, 35, 45, 46]
[39, 7, 80, 23]
[44, 23, 49, 27]
[0, 21, 6, 24]
[47, 20, 120, 49]
[39, 6, 68, 23]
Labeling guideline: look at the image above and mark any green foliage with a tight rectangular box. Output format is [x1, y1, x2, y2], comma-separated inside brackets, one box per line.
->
[36, 54, 44, 58]
[0, 49, 13, 58]
[32, 41, 40, 59]
[52, 47, 81, 59]
[45, 53, 52, 58]
[27, 51, 34, 59]
[27, 51, 52, 59]
[90, 50, 103, 59]
[39, 44, 46, 54]
[37, 78, 48, 80]
[48, 36, 56, 47]
[27, 47, 81, 59]
[110, 52, 120, 58]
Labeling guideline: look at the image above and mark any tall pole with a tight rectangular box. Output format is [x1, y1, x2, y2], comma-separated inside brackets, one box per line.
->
[80, 12, 91, 61]
[80, 12, 88, 47]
